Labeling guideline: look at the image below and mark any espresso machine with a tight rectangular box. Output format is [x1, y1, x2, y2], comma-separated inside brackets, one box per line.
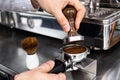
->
[35, 6, 94, 79]
[78, 0, 120, 50]
[0, 0, 120, 80]
[0, 0, 120, 50]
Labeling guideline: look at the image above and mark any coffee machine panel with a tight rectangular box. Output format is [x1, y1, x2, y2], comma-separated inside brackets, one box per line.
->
[78, 8, 120, 50]
[99, 0, 120, 9]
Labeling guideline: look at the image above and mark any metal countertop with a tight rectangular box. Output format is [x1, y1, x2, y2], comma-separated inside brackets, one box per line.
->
[0, 24, 120, 80]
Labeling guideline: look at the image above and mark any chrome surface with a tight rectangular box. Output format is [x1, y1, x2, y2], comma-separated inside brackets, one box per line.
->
[0, 64, 16, 80]
[63, 34, 84, 44]
[64, 57, 97, 79]
[0, 64, 16, 77]
[0, 26, 120, 80]
[61, 44, 90, 63]
[12, 11, 67, 39]
[0, 1, 120, 79]
[0, 8, 119, 50]
[60, 44, 93, 73]
[0, 1, 120, 50]
[0, 11, 15, 28]
[78, 7, 120, 50]
[99, 0, 120, 9]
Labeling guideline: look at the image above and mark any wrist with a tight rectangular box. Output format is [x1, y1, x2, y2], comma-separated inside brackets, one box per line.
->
[31, 0, 40, 10]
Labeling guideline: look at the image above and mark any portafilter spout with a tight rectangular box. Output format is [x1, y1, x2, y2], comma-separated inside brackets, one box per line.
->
[63, 5, 84, 44]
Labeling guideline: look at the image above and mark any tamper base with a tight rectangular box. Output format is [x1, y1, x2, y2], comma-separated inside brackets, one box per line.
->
[63, 34, 84, 44]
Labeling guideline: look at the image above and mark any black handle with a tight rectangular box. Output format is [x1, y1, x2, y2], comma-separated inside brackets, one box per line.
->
[49, 59, 66, 74]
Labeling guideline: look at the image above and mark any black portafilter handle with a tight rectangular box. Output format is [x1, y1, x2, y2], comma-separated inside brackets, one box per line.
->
[49, 59, 66, 74]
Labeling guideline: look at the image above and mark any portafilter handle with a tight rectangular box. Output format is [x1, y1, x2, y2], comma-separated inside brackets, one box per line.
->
[62, 5, 77, 36]
[49, 59, 66, 74]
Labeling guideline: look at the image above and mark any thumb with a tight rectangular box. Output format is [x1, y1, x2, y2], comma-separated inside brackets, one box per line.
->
[53, 10, 70, 32]
[38, 60, 55, 73]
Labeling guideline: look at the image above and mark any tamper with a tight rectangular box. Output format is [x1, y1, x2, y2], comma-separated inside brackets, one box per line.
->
[63, 5, 84, 44]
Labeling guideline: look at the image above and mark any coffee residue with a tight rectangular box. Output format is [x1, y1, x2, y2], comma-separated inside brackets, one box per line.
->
[21, 37, 38, 55]
[63, 46, 86, 54]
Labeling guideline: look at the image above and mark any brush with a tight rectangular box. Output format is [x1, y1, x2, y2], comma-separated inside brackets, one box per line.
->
[21, 37, 39, 69]
[21, 37, 38, 55]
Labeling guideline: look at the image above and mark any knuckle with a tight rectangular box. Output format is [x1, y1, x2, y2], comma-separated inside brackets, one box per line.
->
[58, 73, 66, 80]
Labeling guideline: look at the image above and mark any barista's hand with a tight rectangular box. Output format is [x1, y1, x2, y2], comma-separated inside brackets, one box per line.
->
[36, 0, 86, 32]
[14, 60, 66, 80]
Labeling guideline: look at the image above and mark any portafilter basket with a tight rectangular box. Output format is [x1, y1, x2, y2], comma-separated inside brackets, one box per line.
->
[61, 44, 90, 63]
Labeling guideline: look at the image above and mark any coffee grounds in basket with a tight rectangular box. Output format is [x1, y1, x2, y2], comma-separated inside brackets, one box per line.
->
[21, 37, 38, 55]
[63, 45, 86, 54]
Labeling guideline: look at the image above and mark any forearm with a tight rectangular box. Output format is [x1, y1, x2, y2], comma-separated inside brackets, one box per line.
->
[0, 0, 38, 12]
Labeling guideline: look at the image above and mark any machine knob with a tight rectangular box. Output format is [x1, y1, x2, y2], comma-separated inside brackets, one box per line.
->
[27, 17, 35, 28]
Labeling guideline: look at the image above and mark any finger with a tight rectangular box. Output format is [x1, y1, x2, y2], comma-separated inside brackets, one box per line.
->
[46, 73, 66, 80]
[14, 74, 19, 79]
[58, 73, 66, 80]
[38, 60, 55, 73]
[75, 3, 86, 30]
[53, 9, 70, 32]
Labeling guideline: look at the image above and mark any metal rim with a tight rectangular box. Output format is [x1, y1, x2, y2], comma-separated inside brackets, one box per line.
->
[61, 44, 89, 55]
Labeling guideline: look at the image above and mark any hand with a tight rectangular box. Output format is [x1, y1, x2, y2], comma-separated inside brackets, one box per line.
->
[14, 60, 66, 80]
[36, 0, 86, 32]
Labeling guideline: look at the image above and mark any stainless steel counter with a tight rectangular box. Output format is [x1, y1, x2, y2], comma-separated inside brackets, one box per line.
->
[0, 24, 120, 80]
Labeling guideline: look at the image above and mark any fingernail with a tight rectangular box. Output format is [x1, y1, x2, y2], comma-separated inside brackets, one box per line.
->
[14, 74, 19, 79]
[63, 24, 70, 32]
[47, 60, 55, 67]
[47, 60, 54, 65]
[76, 21, 80, 30]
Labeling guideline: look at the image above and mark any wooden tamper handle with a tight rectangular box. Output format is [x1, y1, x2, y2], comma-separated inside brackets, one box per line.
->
[63, 5, 77, 36]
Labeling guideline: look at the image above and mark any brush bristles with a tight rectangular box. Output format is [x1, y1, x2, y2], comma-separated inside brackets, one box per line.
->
[21, 37, 38, 55]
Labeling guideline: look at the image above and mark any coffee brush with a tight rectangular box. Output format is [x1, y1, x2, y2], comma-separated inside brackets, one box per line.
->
[63, 5, 84, 44]
[21, 37, 39, 69]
